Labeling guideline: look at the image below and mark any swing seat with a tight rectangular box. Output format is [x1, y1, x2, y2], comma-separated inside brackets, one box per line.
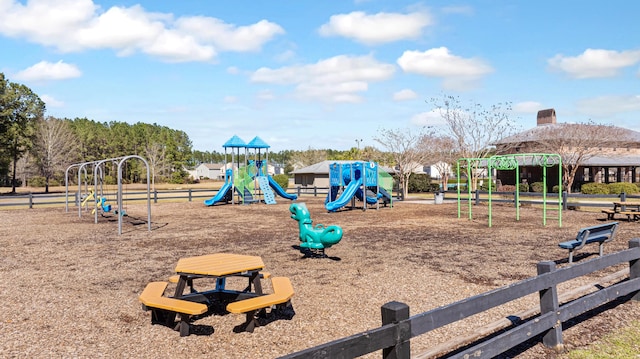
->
[99, 197, 112, 212]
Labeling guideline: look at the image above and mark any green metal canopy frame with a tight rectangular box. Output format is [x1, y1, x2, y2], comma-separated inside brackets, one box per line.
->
[457, 153, 562, 227]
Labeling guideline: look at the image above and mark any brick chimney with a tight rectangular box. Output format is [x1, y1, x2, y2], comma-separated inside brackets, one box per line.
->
[536, 108, 556, 126]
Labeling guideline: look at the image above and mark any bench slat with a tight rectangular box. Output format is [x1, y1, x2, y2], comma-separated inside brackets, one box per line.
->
[226, 277, 294, 314]
[139, 281, 208, 315]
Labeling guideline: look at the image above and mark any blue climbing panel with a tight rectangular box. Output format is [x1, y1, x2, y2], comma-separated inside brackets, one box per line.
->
[258, 176, 276, 204]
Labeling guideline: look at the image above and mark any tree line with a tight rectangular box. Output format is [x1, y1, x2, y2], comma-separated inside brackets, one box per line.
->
[3, 72, 631, 197]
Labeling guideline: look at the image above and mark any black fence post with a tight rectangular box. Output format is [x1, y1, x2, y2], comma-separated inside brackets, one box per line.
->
[188, 189, 192, 202]
[381, 301, 410, 359]
[621, 192, 627, 211]
[537, 261, 563, 351]
[629, 238, 640, 302]
[314, 186, 317, 197]
[562, 191, 568, 210]
[297, 187, 301, 197]
[29, 193, 33, 209]
[154, 190, 158, 204]
[475, 189, 479, 205]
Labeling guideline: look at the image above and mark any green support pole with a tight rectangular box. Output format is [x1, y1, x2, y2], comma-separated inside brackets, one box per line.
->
[488, 160, 492, 227]
[516, 164, 520, 221]
[543, 165, 547, 226]
[457, 161, 461, 219]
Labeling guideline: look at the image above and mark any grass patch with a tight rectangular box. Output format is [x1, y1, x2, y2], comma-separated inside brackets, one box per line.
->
[565, 321, 640, 358]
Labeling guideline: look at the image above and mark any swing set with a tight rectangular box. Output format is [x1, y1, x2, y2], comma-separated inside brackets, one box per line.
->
[65, 155, 151, 235]
[456, 153, 562, 227]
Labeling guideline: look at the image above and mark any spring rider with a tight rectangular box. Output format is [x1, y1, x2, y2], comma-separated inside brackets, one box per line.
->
[289, 202, 343, 257]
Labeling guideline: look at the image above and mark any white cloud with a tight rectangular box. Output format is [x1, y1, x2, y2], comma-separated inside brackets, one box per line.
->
[575, 94, 640, 117]
[250, 54, 395, 103]
[175, 17, 284, 52]
[513, 101, 543, 114]
[397, 47, 493, 90]
[39, 94, 64, 107]
[14, 60, 81, 81]
[548, 48, 640, 79]
[0, 0, 283, 62]
[393, 89, 418, 101]
[318, 10, 433, 45]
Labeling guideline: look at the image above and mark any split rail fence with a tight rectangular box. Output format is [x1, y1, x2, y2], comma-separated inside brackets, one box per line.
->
[1, 188, 638, 210]
[280, 239, 640, 359]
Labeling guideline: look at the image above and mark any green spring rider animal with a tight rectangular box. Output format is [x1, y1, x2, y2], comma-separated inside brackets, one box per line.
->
[289, 203, 343, 257]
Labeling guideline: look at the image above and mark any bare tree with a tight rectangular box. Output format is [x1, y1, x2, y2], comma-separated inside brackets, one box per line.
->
[427, 135, 458, 191]
[374, 127, 435, 199]
[526, 121, 633, 193]
[144, 142, 166, 191]
[32, 117, 78, 192]
[429, 95, 518, 190]
[14, 155, 36, 188]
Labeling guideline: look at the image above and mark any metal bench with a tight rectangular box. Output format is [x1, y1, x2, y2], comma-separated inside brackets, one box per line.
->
[226, 277, 294, 332]
[558, 222, 619, 263]
[139, 281, 208, 336]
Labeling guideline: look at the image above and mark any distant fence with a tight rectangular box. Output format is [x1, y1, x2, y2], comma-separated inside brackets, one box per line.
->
[0, 186, 331, 209]
[1, 187, 637, 210]
[280, 239, 640, 359]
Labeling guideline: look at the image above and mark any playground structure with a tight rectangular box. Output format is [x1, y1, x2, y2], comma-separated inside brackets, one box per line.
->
[65, 155, 151, 235]
[325, 161, 393, 212]
[456, 153, 562, 227]
[289, 202, 343, 257]
[204, 135, 297, 206]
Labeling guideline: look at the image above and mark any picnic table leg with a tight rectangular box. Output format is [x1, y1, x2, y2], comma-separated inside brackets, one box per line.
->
[250, 272, 263, 295]
[174, 316, 191, 337]
[215, 277, 226, 291]
[174, 276, 188, 298]
[169, 276, 189, 325]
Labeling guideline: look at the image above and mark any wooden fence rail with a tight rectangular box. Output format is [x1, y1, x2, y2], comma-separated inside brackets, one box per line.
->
[1, 188, 638, 210]
[279, 239, 640, 359]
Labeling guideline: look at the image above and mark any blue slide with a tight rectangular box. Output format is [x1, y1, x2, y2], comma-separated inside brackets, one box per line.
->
[204, 181, 232, 206]
[355, 188, 381, 204]
[378, 187, 392, 203]
[268, 175, 297, 200]
[325, 177, 363, 212]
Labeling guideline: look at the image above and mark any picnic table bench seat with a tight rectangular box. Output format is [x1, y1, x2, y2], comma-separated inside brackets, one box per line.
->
[226, 276, 295, 333]
[601, 209, 640, 221]
[558, 222, 619, 263]
[139, 281, 208, 337]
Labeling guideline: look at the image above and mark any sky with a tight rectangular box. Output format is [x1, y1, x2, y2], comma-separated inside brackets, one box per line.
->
[1, 0, 639, 153]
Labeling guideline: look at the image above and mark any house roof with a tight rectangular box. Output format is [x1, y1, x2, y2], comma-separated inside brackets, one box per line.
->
[582, 155, 640, 166]
[198, 163, 224, 170]
[495, 123, 640, 145]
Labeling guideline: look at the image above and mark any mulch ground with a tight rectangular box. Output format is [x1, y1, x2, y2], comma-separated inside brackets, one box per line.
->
[1, 195, 639, 358]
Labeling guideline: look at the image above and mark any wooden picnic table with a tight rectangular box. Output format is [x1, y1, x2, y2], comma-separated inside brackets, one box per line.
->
[173, 253, 266, 298]
[140, 253, 295, 335]
[602, 202, 640, 221]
